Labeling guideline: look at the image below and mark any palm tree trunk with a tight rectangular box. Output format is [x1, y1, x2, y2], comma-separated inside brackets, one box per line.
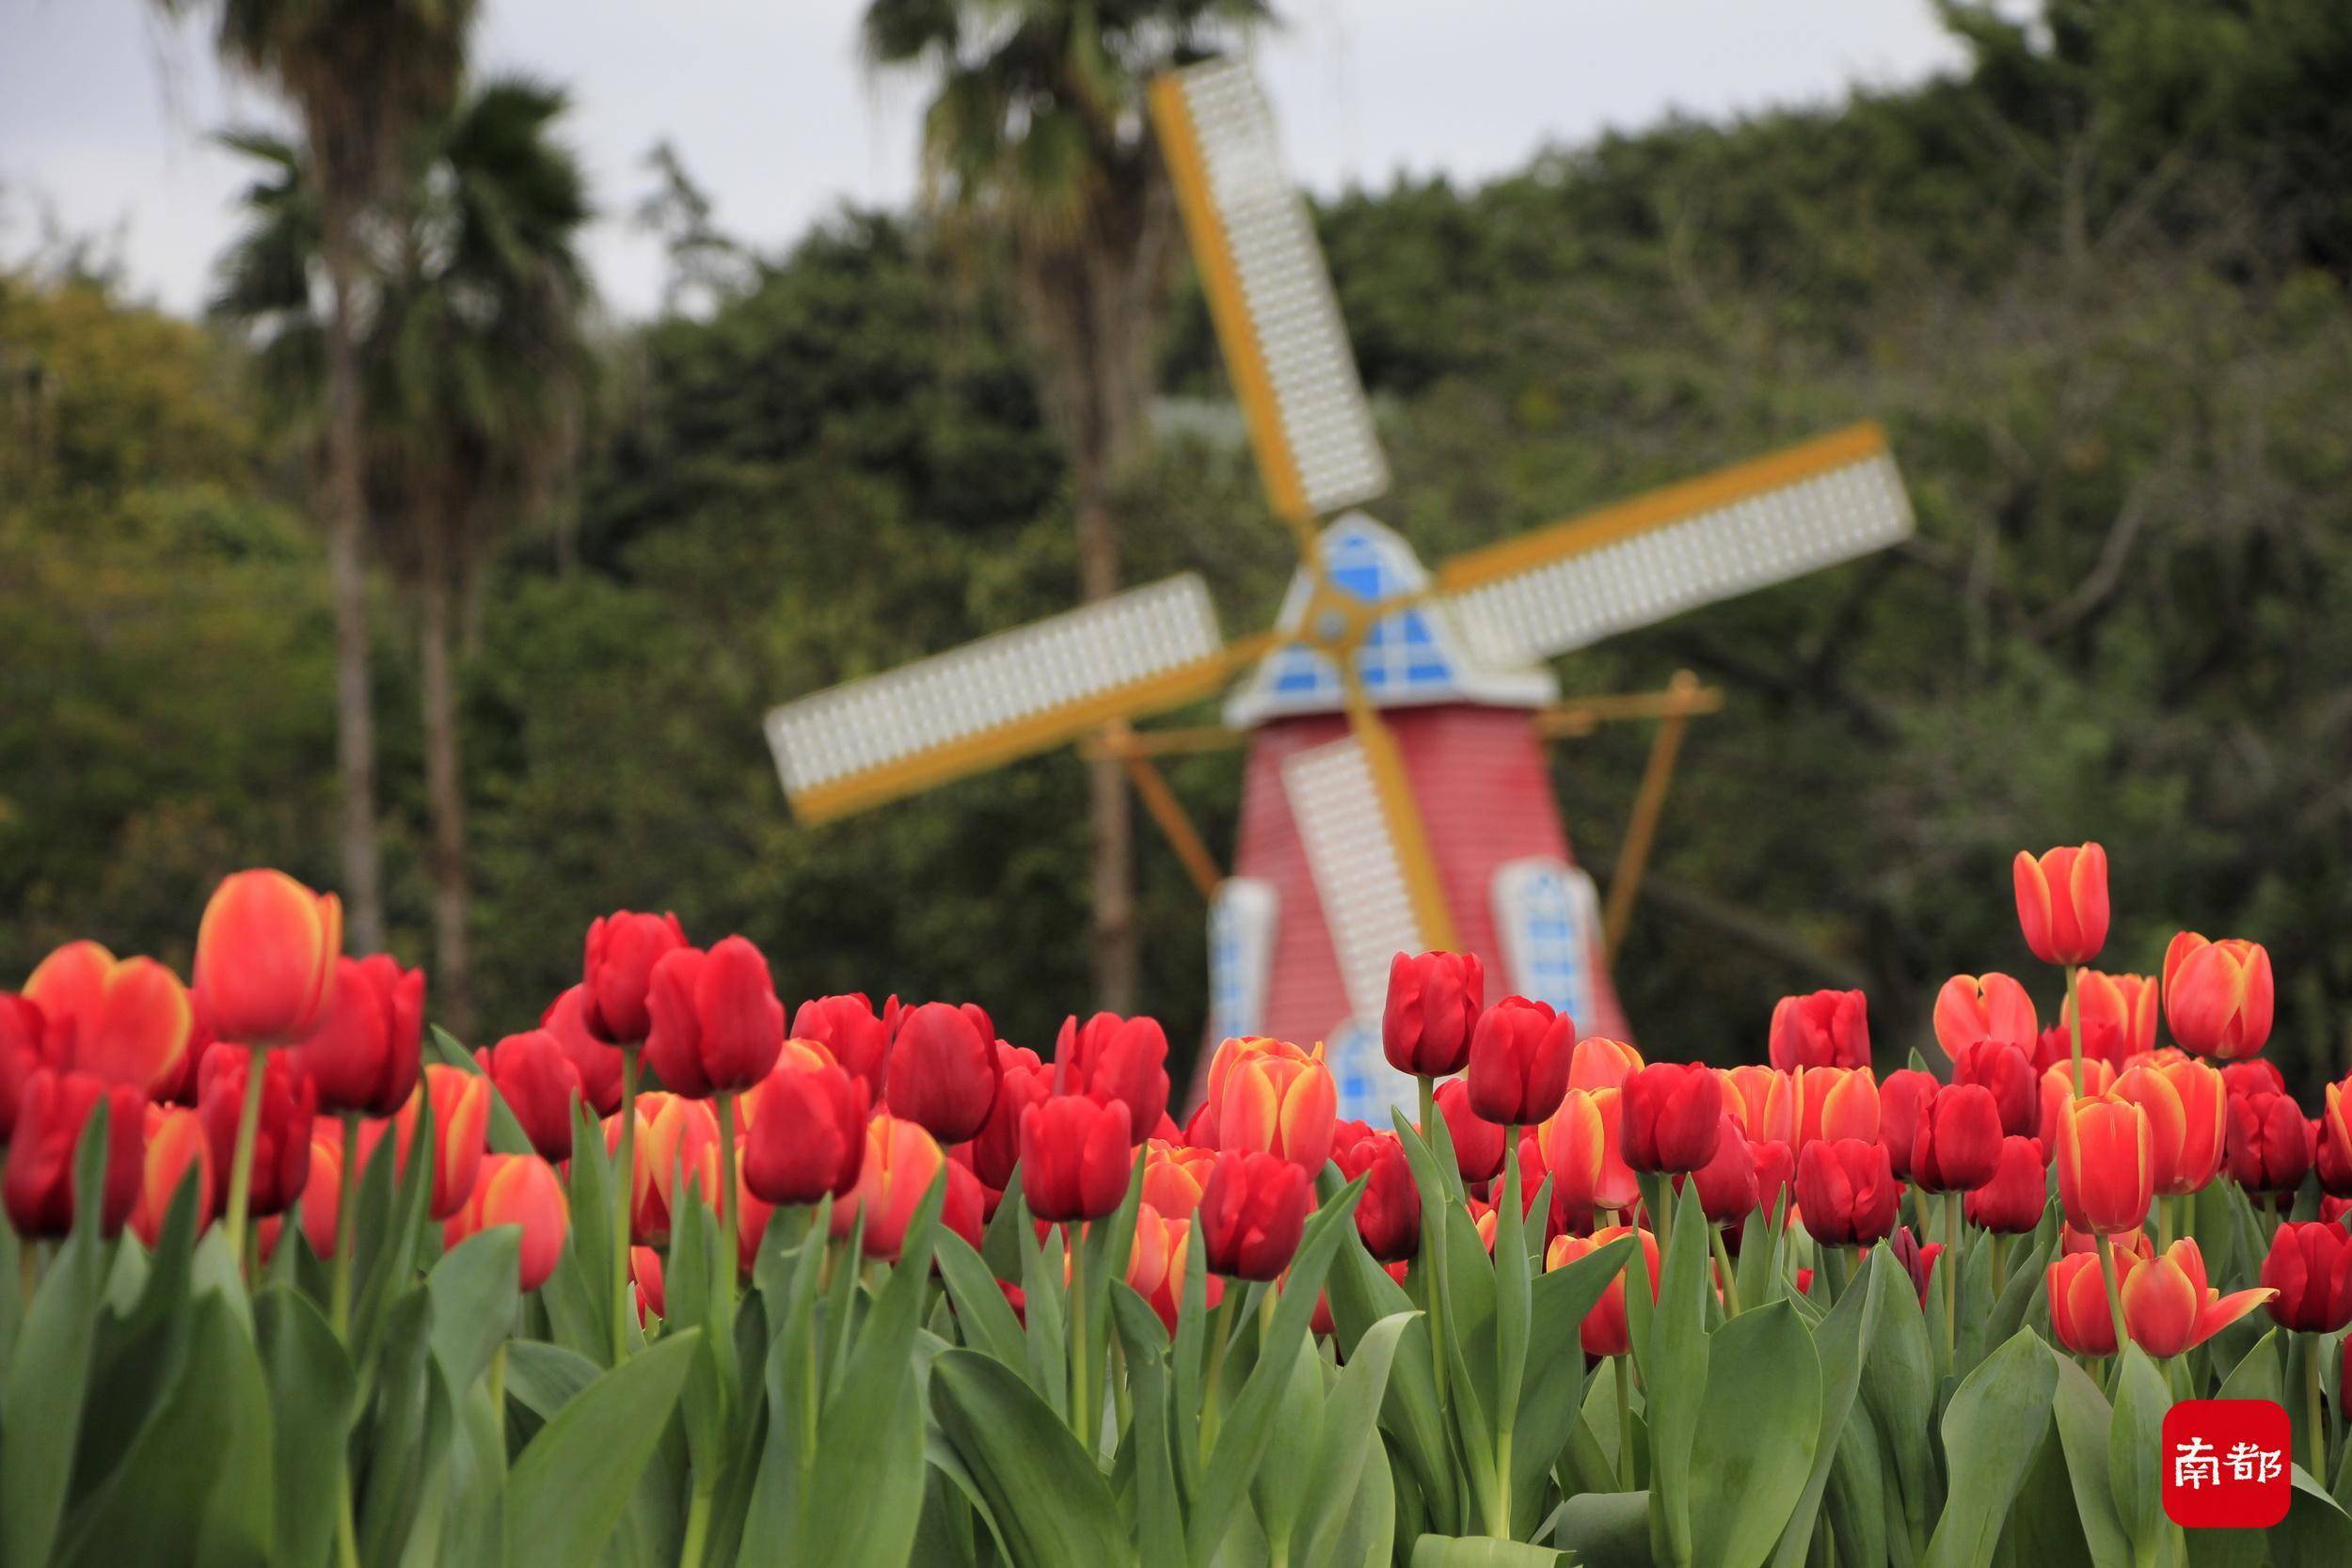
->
[320, 212, 387, 954]
[418, 524, 473, 1038]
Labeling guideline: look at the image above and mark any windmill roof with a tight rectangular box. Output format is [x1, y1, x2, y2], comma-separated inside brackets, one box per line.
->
[1223, 513, 1558, 729]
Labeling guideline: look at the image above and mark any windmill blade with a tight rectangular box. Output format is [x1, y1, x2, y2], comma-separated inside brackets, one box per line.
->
[1152, 56, 1389, 523]
[1280, 730, 1429, 1024]
[1435, 422, 1914, 667]
[766, 574, 1250, 823]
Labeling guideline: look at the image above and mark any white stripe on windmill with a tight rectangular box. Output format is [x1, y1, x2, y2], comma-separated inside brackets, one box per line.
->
[762, 54, 1916, 1122]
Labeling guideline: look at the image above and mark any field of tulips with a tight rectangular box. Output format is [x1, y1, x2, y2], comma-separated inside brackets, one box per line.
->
[1, 844, 2346, 1566]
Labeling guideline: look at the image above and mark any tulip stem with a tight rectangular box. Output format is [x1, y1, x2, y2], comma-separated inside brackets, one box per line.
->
[1613, 1354, 1636, 1490]
[2156, 1195, 2173, 1253]
[2064, 965, 2086, 1099]
[1200, 1286, 1239, 1457]
[2097, 1233, 2130, 1356]
[716, 1091, 739, 1307]
[330, 1110, 360, 1335]
[1068, 1227, 1092, 1450]
[1417, 1074, 1453, 1419]
[1711, 1226, 1740, 1317]
[487, 1340, 507, 1436]
[1990, 1233, 2008, 1299]
[1945, 1194, 1961, 1349]
[2308, 1333, 2328, 1481]
[222, 1046, 268, 1269]
[677, 1484, 713, 1568]
[612, 1052, 640, 1366]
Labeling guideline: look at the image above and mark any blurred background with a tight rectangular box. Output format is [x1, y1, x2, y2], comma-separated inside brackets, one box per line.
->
[4, 0, 2349, 1094]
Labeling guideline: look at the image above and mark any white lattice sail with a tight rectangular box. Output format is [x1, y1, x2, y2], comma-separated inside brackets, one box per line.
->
[1280, 736, 1422, 1022]
[765, 574, 1229, 821]
[1153, 56, 1388, 521]
[1440, 424, 1914, 668]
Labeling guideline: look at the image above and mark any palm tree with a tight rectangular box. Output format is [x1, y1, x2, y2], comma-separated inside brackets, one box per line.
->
[864, 0, 1273, 1012]
[215, 80, 592, 1035]
[161, 0, 480, 953]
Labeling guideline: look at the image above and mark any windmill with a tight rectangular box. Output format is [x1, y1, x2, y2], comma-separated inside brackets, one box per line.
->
[762, 56, 1915, 1123]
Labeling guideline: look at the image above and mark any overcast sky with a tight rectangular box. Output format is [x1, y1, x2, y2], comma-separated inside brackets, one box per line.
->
[4, 1, 1980, 319]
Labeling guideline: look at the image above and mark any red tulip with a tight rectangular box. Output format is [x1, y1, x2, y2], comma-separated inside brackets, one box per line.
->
[1768, 989, 1869, 1071]
[2262, 1222, 2352, 1333]
[1197, 1149, 1311, 1280]
[610, 1091, 717, 1246]
[2012, 843, 2109, 967]
[477, 1030, 585, 1162]
[1793, 1138, 1900, 1246]
[1436, 1076, 1506, 1183]
[130, 1104, 215, 1246]
[23, 941, 196, 1094]
[3, 1069, 144, 1237]
[2163, 934, 2274, 1060]
[1210, 1037, 1336, 1172]
[540, 985, 625, 1116]
[2227, 1092, 2312, 1195]
[791, 993, 890, 1099]
[2319, 1120, 2352, 1201]
[835, 1114, 949, 1261]
[2122, 1237, 2272, 1356]
[1544, 1225, 1659, 1357]
[293, 954, 423, 1117]
[632, 1244, 666, 1323]
[1622, 1062, 1724, 1175]
[1020, 1094, 1132, 1223]
[1382, 951, 1484, 1077]
[1951, 1039, 2038, 1138]
[2116, 1057, 2226, 1197]
[1878, 1069, 1938, 1178]
[1965, 1135, 2047, 1234]
[199, 1047, 316, 1217]
[1683, 1115, 1757, 1226]
[1057, 1012, 1170, 1139]
[1932, 973, 2038, 1062]
[2221, 1060, 2287, 1101]
[1335, 1130, 1420, 1262]
[0, 994, 41, 1139]
[742, 1049, 869, 1206]
[195, 869, 342, 1047]
[967, 1046, 1050, 1191]
[1883, 1226, 1941, 1307]
[290, 1121, 344, 1259]
[2056, 1095, 2152, 1236]
[445, 1153, 570, 1291]
[1466, 996, 1573, 1128]
[1751, 1138, 1796, 1221]
[581, 911, 689, 1045]
[2048, 1250, 2132, 1357]
[884, 1001, 1000, 1145]
[389, 1063, 490, 1221]
[644, 936, 785, 1098]
[1912, 1083, 2003, 1194]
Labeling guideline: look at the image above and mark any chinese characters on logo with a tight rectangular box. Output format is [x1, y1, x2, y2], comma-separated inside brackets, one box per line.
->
[2163, 1400, 2291, 1528]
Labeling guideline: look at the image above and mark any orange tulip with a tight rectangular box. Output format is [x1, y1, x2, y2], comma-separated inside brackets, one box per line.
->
[23, 941, 195, 1095]
[1211, 1037, 1336, 1172]
[2121, 1237, 2273, 1357]
[130, 1104, 215, 1246]
[445, 1153, 572, 1291]
[1127, 1201, 1180, 1304]
[2114, 1057, 2225, 1196]
[1538, 1086, 1638, 1216]
[1142, 1138, 1216, 1218]
[1721, 1065, 1797, 1145]
[1932, 973, 2039, 1061]
[194, 869, 342, 1048]
[836, 1114, 947, 1260]
[2162, 934, 2274, 1060]
[384, 1063, 489, 1221]
[2012, 843, 2109, 967]
[2037, 1057, 2117, 1145]
[2066, 970, 2158, 1060]
[2056, 1095, 2153, 1235]
[1544, 1225, 1659, 1358]
[1568, 1037, 1643, 1092]
[2047, 1250, 2134, 1357]
[1795, 1066, 1880, 1151]
[293, 1122, 344, 1259]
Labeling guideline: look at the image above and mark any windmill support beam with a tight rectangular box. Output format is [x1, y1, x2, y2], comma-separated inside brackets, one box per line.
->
[1096, 723, 1226, 901]
[1600, 669, 1707, 961]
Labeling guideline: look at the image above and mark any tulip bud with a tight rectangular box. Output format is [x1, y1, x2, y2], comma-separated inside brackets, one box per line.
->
[193, 871, 342, 1050]
[291, 1121, 344, 1259]
[1534, 1087, 1609, 1218]
[2317, 1104, 2352, 1199]
[389, 1062, 490, 1221]
[643, 937, 786, 1099]
[2226, 1092, 2312, 1195]
[2261, 1221, 2352, 1333]
[2163, 934, 2275, 1060]
[1795, 1066, 1881, 1152]
[1877, 1069, 1938, 1179]
[581, 910, 689, 1045]
[198, 1046, 316, 1218]
[1057, 1012, 1170, 1139]
[130, 1104, 215, 1246]
[1793, 1137, 1901, 1246]
[1435, 1076, 1506, 1183]
[469, 1030, 581, 1162]
[2122, 1237, 2272, 1356]
[835, 1114, 948, 1260]
[24, 941, 196, 1094]
[540, 985, 625, 1116]
[741, 1049, 869, 1207]
[790, 993, 890, 1099]
[2116, 1058, 2226, 1198]
[2047, 1251, 2131, 1357]
[1683, 1115, 1757, 1226]
[2036, 1058, 2117, 1145]
[1334, 1130, 1420, 1263]
[1964, 1135, 2047, 1234]
[1125, 1201, 1178, 1309]
[1932, 973, 2039, 1062]
[3, 1069, 145, 1237]
[2011, 843, 2109, 967]
[2067, 970, 2158, 1059]
[632, 1245, 666, 1323]
[1570, 1037, 1643, 1093]
[1951, 1039, 2038, 1138]
[1197, 1149, 1311, 1280]
[2056, 1095, 2153, 1236]
[1720, 1064, 1794, 1144]
[1019, 1094, 1132, 1223]
[963, 1045, 1047, 1192]
[1382, 951, 1484, 1077]
[445, 1153, 571, 1291]
[1768, 990, 1869, 1072]
[0, 996, 41, 1139]
[1622, 1062, 1724, 1174]
[885, 1002, 1000, 1145]
[2221, 1059, 2287, 1101]
[1883, 1226, 1940, 1307]
[1913, 1082, 2003, 1193]
[1465, 996, 1572, 1128]
[1543, 1225, 1659, 1357]
[1751, 1138, 1796, 1221]
[294, 954, 424, 1117]
[1211, 1037, 1336, 1172]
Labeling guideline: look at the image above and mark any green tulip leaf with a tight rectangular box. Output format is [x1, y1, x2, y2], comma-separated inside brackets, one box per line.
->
[1772, 1246, 1885, 1568]
[502, 1327, 702, 1568]
[929, 1347, 1133, 1568]
[1551, 1487, 1653, 1568]
[2048, 1350, 2132, 1568]
[255, 1284, 358, 1568]
[0, 1117, 113, 1568]
[1921, 1327, 2058, 1568]
[1410, 1531, 1565, 1566]
[1296, 1309, 1415, 1568]
[1689, 1299, 1821, 1568]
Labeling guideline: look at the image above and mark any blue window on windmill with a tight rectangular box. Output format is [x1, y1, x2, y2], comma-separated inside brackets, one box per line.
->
[1491, 858, 1603, 1029]
[1264, 519, 1457, 700]
[1324, 1018, 1422, 1126]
